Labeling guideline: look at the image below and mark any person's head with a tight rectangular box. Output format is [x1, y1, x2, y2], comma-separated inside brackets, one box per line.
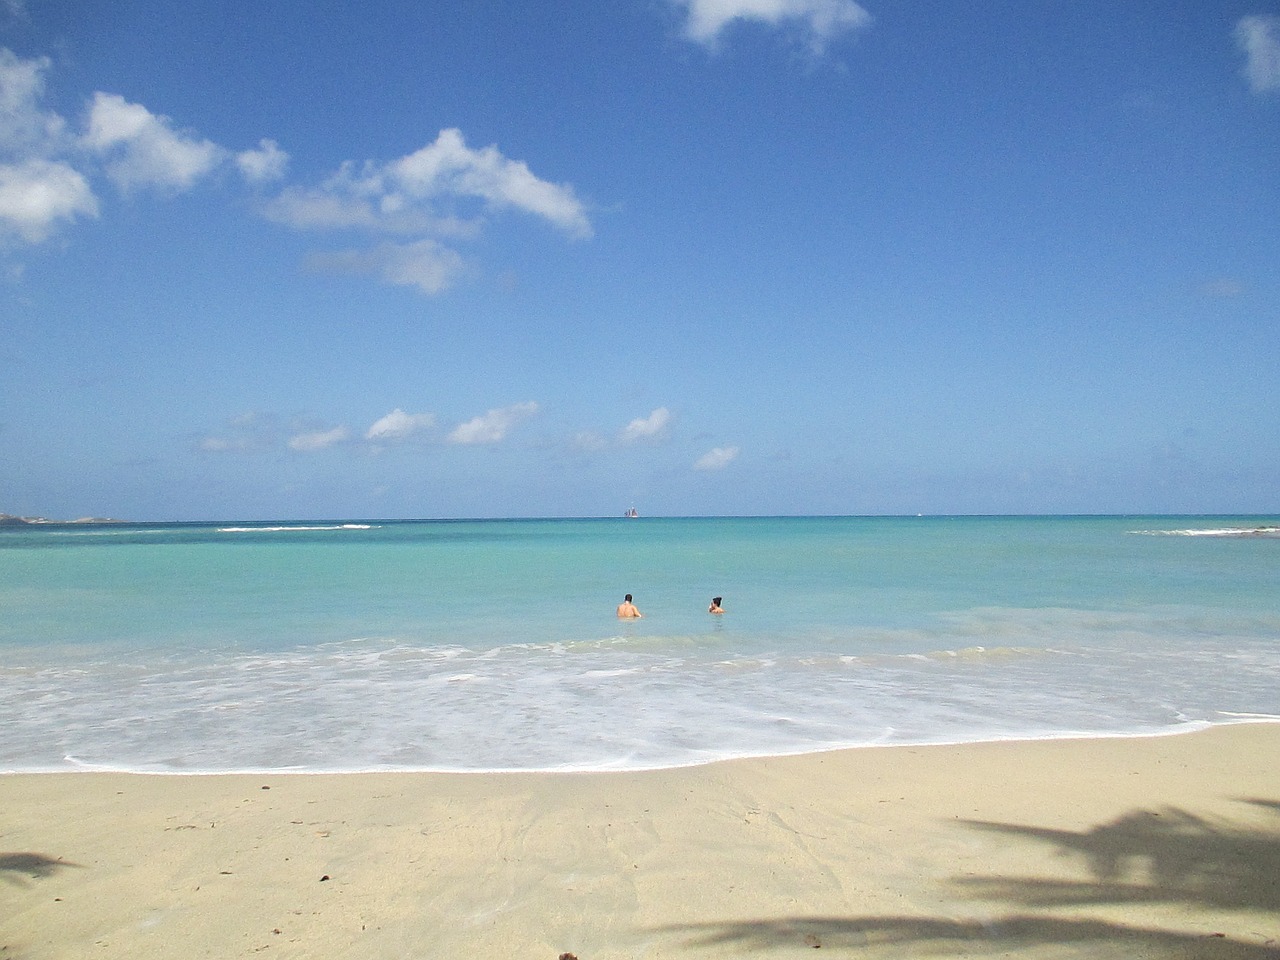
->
[625, 594, 633, 602]
[712, 597, 722, 606]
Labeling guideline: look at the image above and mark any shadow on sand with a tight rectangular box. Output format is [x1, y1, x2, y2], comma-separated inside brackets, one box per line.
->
[955, 799, 1280, 913]
[653, 798, 1280, 958]
[0, 852, 81, 886]
[657, 914, 1275, 958]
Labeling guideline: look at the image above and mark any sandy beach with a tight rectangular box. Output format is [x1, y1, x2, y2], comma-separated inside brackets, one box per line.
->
[3, 724, 1278, 959]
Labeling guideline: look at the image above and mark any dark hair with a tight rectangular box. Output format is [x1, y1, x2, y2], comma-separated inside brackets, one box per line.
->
[712, 597, 722, 605]
[625, 594, 633, 602]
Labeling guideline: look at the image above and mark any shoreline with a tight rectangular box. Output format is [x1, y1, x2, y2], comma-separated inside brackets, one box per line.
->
[8, 717, 1278, 777]
[4, 723, 1278, 958]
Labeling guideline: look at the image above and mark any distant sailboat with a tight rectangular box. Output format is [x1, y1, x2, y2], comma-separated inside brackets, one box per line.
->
[625, 506, 639, 518]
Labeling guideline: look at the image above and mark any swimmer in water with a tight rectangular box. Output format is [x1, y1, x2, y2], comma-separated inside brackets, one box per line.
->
[617, 594, 643, 618]
[709, 596, 724, 614]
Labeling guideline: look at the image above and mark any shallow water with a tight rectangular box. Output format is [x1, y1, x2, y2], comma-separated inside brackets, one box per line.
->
[2, 515, 1277, 772]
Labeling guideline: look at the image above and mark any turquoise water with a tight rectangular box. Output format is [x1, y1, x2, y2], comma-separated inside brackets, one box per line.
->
[2, 515, 1278, 772]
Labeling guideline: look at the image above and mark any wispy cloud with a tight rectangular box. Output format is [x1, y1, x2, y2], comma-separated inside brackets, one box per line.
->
[262, 184, 388, 231]
[571, 430, 609, 452]
[197, 412, 281, 453]
[448, 401, 540, 445]
[288, 426, 351, 452]
[199, 402, 728, 478]
[366, 408, 437, 442]
[620, 407, 672, 444]
[199, 435, 250, 453]
[203, 403, 543, 455]
[1201, 277, 1245, 298]
[694, 445, 740, 470]
[1236, 15, 1280, 93]
[306, 239, 468, 295]
[674, 0, 871, 54]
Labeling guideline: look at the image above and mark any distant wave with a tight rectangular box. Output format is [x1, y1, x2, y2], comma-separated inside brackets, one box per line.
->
[42, 528, 174, 537]
[1130, 526, 1280, 538]
[216, 524, 376, 533]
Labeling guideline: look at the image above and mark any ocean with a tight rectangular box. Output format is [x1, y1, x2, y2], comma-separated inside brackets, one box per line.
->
[1, 515, 1277, 773]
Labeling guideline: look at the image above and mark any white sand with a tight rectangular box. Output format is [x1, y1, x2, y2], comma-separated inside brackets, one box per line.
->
[3, 724, 1278, 959]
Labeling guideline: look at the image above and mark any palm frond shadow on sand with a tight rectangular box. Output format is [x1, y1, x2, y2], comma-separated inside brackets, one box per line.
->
[0, 852, 81, 886]
[655, 913, 1275, 958]
[652, 798, 1280, 958]
[955, 799, 1280, 913]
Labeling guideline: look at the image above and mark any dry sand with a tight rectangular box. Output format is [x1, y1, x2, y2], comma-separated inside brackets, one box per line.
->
[3, 724, 1278, 959]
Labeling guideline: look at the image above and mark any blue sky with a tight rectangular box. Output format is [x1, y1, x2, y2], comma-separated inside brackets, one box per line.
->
[1, 0, 1277, 520]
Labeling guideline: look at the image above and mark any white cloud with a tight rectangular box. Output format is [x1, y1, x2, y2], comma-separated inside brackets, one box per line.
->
[236, 138, 289, 184]
[366, 408, 437, 441]
[0, 49, 66, 157]
[2, 47, 587, 292]
[0, 159, 97, 241]
[266, 130, 590, 239]
[263, 129, 591, 295]
[1236, 15, 1280, 93]
[203, 404, 543, 453]
[0, 50, 95, 242]
[82, 92, 224, 191]
[620, 407, 672, 443]
[448, 401, 539, 445]
[1, 48, 293, 245]
[307, 239, 468, 295]
[385, 128, 592, 238]
[288, 426, 350, 451]
[676, 0, 871, 53]
[694, 445, 740, 471]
